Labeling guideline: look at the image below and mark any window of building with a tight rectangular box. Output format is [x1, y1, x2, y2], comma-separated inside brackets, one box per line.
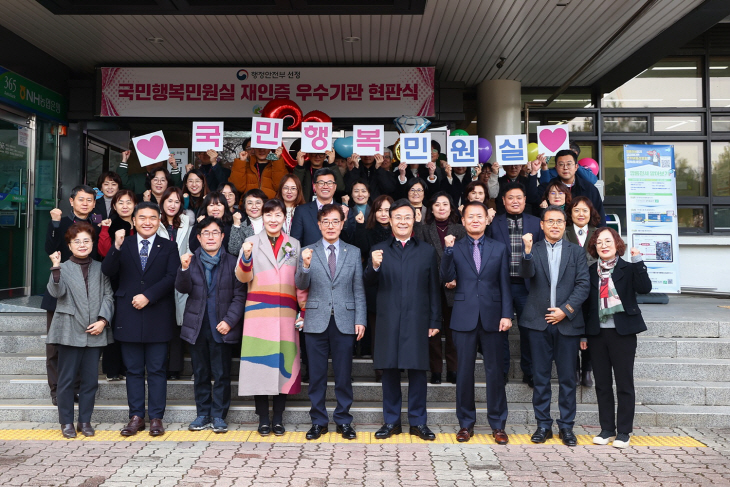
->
[711, 142, 730, 197]
[709, 57, 730, 108]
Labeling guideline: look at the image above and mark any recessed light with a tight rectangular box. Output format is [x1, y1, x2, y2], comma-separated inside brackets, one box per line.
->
[147, 37, 164, 44]
[344, 37, 360, 43]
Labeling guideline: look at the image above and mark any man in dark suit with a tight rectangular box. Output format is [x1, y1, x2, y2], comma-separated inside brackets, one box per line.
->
[294, 149, 346, 202]
[295, 204, 367, 440]
[441, 201, 513, 444]
[102, 201, 179, 437]
[487, 182, 545, 387]
[519, 205, 590, 446]
[495, 163, 530, 215]
[364, 199, 441, 441]
[43, 184, 100, 405]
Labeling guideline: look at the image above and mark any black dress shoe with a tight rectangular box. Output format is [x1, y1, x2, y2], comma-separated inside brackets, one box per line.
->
[559, 428, 578, 446]
[503, 373, 510, 384]
[446, 371, 457, 384]
[581, 370, 594, 387]
[306, 424, 328, 440]
[531, 427, 553, 443]
[522, 375, 534, 388]
[258, 423, 271, 436]
[430, 373, 441, 384]
[272, 423, 285, 436]
[337, 423, 356, 440]
[51, 396, 57, 406]
[374, 423, 402, 439]
[61, 424, 76, 439]
[76, 422, 95, 437]
[167, 373, 181, 380]
[409, 424, 436, 441]
[74, 394, 80, 403]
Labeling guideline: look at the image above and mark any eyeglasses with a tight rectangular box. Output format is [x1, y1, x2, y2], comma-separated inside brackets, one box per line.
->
[408, 188, 424, 194]
[320, 219, 341, 227]
[543, 219, 566, 227]
[393, 216, 414, 222]
[201, 231, 221, 238]
[556, 163, 575, 169]
[151, 178, 167, 184]
[315, 181, 336, 187]
[282, 186, 297, 193]
[245, 200, 263, 207]
[71, 239, 92, 245]
[220, 191, 234, 197]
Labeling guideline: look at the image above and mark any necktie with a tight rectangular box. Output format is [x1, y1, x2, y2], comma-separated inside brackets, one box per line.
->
[140, 239, 149, 270]
[401, 241, 406, 248]
[473, 240, 481, 272]
[328, 244, 336, 279]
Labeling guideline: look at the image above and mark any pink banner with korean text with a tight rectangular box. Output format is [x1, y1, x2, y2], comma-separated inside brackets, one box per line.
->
[98, 67, 435, 118]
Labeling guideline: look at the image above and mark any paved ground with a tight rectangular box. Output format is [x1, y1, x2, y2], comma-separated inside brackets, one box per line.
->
[0, 423, 728, 486]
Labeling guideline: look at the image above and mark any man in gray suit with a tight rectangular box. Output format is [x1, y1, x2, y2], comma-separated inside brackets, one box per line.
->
[519, 206, 589, 447]
[295, 203, 366, 440]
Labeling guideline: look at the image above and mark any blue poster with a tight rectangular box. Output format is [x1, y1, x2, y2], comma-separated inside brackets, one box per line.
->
[623, 145, 680, 293]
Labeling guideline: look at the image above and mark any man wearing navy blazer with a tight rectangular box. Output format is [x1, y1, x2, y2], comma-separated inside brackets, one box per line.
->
[102, 201, 179, 437]
[441, 201, 513, 444]
[519, 205, 590, 446]
[487, 182, 544, 387]
[295, 204, 366, 441]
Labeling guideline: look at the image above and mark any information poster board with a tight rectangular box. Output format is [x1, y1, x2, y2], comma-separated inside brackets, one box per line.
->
[623, 144, 681, 293]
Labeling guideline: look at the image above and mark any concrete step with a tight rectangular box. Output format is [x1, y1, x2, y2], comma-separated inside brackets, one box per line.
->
[0, 313, 46, 333]
[3, 374, 729, 407]
[0, 398, 728, 428]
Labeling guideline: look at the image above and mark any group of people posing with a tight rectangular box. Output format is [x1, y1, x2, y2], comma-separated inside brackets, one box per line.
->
[44, 139, 650, 449]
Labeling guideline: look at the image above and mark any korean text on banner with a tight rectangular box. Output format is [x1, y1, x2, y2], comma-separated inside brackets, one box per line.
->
[537, 125, 570, 156]
[623, 144, 681, 293]
[251, 117, 283, 149]
[132, 131, 170, 167]
[400, 133, 431, 165]
[447, 136, 478, 167]
[353, 125, 384, 156]
[301, 122, 332, 153]
[495, 135, 528, 165]
[192, 122, 224, 152]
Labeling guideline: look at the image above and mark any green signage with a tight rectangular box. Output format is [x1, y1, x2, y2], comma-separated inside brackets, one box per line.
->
[0, 66, 67, 122]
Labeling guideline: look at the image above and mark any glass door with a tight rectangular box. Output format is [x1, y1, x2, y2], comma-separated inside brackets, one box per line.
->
[0, 110, 33, 298]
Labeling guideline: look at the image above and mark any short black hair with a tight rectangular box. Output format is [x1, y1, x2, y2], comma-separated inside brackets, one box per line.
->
[197, 216, 224, 233]
[317, 203, 345, 221]
[145, 167, 173, 192]
[404, 177, 427, 195]
[97, 171, 122, 189]
[502, 181, 526, 197]
[555, 149, 577, 164]
[462, 201, 489, 217]
[431, 139, 441, 153]
[243, 188, 268, 205]
[70, 185, 95, 199]
[132, 201, 161, 218]
[313, 167, 336, 183]
[542, 205, 567, 220]
[389, 198, 416, 217]
[262, 198, 286, 215]
[569, 142, 581, 157]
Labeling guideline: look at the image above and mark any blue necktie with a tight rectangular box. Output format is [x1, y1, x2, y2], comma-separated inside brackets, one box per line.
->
[473, 240, 481, 272]
[140, 239, 149, 271]
[328, 244, 336, 279]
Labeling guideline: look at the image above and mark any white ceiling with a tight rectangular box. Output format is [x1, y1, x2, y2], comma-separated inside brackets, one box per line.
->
[0, 0, 705, 87]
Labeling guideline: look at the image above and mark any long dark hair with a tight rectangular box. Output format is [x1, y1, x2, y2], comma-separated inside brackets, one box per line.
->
[349, 179, 372, 207]
[366, 194, 394, 230]
[275, 173, 305, 207]
[160, 186, 185, 229]
[183, 169, 209, 212]
[424, 191, 460, 225]
[201, 191, 233, 225]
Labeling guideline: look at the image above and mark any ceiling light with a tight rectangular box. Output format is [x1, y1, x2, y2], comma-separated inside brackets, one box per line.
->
[710, 66, 728, 70]
[344, 37, 360, 43]
[146, 37, 164, 44]
[651, 66, 695, 71]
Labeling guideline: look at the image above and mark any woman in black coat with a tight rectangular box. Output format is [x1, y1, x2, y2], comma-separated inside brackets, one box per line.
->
[583, 227, 652, 449]
[414, 191, 466, 384]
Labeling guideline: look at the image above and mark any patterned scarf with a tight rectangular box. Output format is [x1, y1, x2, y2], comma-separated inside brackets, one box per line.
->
[598, 257, 624, 322]
[199, 246, 222, 288]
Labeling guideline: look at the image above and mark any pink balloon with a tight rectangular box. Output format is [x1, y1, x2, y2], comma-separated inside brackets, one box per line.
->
[578, 157, 599, 176]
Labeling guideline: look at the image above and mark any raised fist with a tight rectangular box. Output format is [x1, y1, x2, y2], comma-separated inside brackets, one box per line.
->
[232, 211, 243, 226]
[415, 208, 422, 222]
[114, 229, 126, 250]
[275, 146, 283, 158]
[487, 208, 496, 224]
[444, 235, 456, 248]
[206, 149, 218, 163]
[101, 219, 112, 227]
[180, 252, 193, 270]
[168, 153, 178, 169]
[522, 233, 533, 254]
[355, 212, 365, 224]
[296, 151, 306, 166]
[49, 251, 61, 267]
[301, 248, 313, 268]
[242, 241, 254, 260]
[325, 148, 335, 162]
[238, 150, 249, 162]
[341, 205, 350, 219]
[371, 249, 384, 270]
[50, 208, 62, 221]
[197, 214, 205, 223]
[443, 163, 452, 179]
[143, 190, 152, 202]
[491, 161, 500, 175]
[340, 195, 350, 206]
[185, 163, 194, 173]
[122, 150, 131, 162]
[630, 247, 641, 257]
[374, 153, 384, 168]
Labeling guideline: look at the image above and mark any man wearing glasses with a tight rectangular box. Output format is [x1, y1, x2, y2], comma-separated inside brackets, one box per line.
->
[518, 206, 590, 447]
[295, 204, 366, 440]
[364, 199, 441, 441]
[291, 168, 355, 247]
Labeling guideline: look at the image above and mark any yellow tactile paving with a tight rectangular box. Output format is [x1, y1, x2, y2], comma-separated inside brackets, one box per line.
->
[0, 430, 707, 447]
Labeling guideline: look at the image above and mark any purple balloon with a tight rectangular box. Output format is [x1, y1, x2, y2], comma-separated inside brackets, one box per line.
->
[478, 138, 493, 164]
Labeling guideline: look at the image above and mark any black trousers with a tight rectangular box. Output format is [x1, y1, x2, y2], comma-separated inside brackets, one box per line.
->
[529, 326, 580, 429]
[254, 394, 287, 423]
[306, 315, 356, 426]
[453, 323, 508, 430]
[189, 323, 233, 419]
[46, 311, 80, 399]
[120, 341, 169, 419]
[588, 328, 638, 434]
[429, 290, 457, 375]
[101, 341, 126, 377]
[166, 325, 186, 374]
[381, 368, 427, 426]
[56, 345, 102, 424]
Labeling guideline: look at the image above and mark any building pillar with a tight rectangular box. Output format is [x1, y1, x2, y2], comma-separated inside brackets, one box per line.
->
[476, 79, 522, 141]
